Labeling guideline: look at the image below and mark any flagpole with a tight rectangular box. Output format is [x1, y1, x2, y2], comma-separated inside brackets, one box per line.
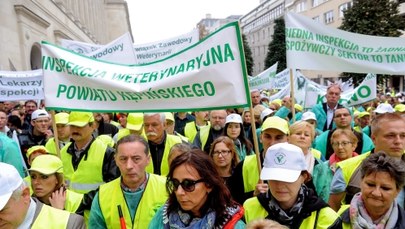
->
[50, 111, 61, 158]
[290, 69, 296, 122]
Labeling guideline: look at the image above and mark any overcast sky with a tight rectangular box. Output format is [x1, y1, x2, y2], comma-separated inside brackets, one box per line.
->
[127, 0, 259, 44]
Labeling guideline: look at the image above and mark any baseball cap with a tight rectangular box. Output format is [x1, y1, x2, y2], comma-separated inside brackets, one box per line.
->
[294, 104, 303, 112]
[261, 116, 289, 134]
[68, 111, 94, 127]
[29, 155, 63, 175]
[31, 109, 49, 120]
[271, 99, 282, 107]
[260, 108, 274, 122]
[126, 113, 144, 131]
[226, 114, 243, 124]
[260, 143, 307, 182]
[165, 112, 174, 122]
[358, 111, 370, 118]
[394, 104, 405, 113]
[374, 103, 394, 114]
[0, 162, 23, 211]
[55, 112, 69, 125]
[26, 145, 50, 159]
[301, 111, 316, 121]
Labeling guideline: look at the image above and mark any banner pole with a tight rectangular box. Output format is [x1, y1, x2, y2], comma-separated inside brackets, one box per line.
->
[50, 111, 61, 158]
[290, 69, 296, 123]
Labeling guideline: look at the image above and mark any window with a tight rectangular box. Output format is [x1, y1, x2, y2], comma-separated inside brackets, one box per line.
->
[339, 2, 353, 18]
[312, 0, 320, 7]
[296, 0, 306, 12]
[324, 10, 334, 24]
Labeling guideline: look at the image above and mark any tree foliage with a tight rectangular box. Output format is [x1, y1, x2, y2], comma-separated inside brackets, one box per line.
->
[339, 0, 405, 85]
[265, 17, 286, 73]
[242, 34, 254, 76]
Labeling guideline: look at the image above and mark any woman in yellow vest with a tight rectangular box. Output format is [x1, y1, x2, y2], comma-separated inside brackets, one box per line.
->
[338, 152, 405, 228]
[28, 154, 84, 213]
[244, 143, 341, 228]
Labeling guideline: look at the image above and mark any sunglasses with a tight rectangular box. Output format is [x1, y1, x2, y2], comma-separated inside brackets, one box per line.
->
[167, 178, 204, 192]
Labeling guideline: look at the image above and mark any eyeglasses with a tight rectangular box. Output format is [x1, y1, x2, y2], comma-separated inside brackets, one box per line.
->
[212, 150, 231, 157]
[167, 179, 204, 192]
[331, 141, 352, 147]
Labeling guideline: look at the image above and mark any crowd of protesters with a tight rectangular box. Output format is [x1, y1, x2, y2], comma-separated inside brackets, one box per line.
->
[0, 84, 405, 228]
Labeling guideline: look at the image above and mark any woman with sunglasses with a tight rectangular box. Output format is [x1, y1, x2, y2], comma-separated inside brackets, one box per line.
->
[149, 149, 245, 228]
[209, 136, 240, 190]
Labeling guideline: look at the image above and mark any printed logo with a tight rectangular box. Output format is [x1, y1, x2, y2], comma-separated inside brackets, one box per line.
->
[274, 152, 286, 165]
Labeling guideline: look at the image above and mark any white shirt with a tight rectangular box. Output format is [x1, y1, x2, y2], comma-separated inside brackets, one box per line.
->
[18, 198, 36, 229]
[326, 103, 338, 129]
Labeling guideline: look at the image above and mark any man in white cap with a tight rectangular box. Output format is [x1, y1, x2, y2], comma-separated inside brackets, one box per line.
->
[18, 109, 52, 167]
[0, 162, 85, 228]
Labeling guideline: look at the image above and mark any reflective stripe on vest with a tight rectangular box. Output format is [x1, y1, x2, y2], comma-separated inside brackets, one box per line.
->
[99, 174, 167, 229]
[31, 203, 70, 229]
[242, 155, 260, 193]
[61, 139, 106, 194]
[145, 134, 182, 176]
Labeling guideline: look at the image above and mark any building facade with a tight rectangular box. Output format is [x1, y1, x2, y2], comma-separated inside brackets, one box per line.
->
[0, 0, 132, 71]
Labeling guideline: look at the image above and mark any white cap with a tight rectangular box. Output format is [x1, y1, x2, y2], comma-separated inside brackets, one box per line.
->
[225, 114, 243, 124]
[260, 143, 307, 182]
[374, 103, 394, 114]
[31, 109, 49, 120]
[301, 111, 317, 121]
[396, 92, 402, 97]
[260, 108, 274, 122]
[0, 162, 23, 211]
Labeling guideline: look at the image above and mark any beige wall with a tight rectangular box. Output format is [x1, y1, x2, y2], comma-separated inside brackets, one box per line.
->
[0, 0, 132, 71]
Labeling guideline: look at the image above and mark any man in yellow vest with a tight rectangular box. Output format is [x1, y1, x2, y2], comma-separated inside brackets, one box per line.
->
[113, 112, 146, 142]
[184, 110, 210, 143]
[144, 113, 182, 176]
[0, 162, 85, 228]
[45, 112, 70, 155]
[60, 111, 120, 194]
[328, 112, 405, 212]
[192, 110, 227, 153]
[89, 134, 167, 228]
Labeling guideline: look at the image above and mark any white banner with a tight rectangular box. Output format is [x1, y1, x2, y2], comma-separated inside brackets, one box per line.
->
[133, 29, 199, 64]
[268, 71, 376, 108]
[248, 62, 279, 90]
[60, 39, 101, 54]
[285, 13, 405, 74]
[0, 70, 44, 101]
[41, 22, 250, 112]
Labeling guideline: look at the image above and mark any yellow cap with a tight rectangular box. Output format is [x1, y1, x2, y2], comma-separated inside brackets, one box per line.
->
[126, 113, 143, 131]
[28, 155, 63, 175]
[261, 116, 289, 134]
[358, 111, 370, 118]
[271, 99, 282, 106]
[353, 110, 360, 117]
[294, 104, 303, 112]
[165, 112, 174, 122]
[395, 104, 405, 112]
[26, 145, 49, 159]
[55, 112, 69, 125]
[68, 111, 94, 127]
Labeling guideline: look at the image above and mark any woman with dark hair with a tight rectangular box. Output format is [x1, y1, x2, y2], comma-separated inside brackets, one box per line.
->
[149, 149, 245, 228]
[209, 136, 240, 189]
[339, 152, 405, 228]
[224, 113, 253, 161]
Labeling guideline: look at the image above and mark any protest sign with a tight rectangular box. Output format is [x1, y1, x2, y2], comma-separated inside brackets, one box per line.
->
[133, 29, 199, 64]
[248, 62, 279, 90]
[0, 70, 44, 101]
[41, 22, 250, 112]
[285, 13, 405, 74]
[60, 39, 101, 54]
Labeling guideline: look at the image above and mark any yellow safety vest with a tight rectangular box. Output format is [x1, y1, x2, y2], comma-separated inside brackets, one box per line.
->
[145, 134, 182, 176]
[338, 152, 370, 186]
[44, 137, 62, 156]
[242, 155, 260, 193]
[99, 174, 167, 229]
[311, 148, 322, 160]
[243, 197, 340, 228]
[65, 190, 84, 213]
[199, 125, 211, 150]
[61, 139, 106, 194]
[31, 203, 71, 229]
[116, 128, 147, 142]
[184, 121, 210, 143]
[337, 205, 351, 229]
